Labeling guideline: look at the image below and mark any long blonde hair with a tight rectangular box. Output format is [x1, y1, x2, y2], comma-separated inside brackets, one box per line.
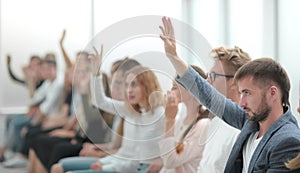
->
[124, 66, 163, 113]
[176, 65, 209, 154]
[285, 153, 300, 170]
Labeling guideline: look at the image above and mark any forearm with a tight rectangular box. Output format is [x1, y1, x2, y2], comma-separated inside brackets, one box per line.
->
[176, 66, 246, 129]
[8, 64, 26, 84]
[168, 55, 188, 77]
[60, 43, 73, 68]
[164, 119, 175, 138]
[93, 75, 125, 115]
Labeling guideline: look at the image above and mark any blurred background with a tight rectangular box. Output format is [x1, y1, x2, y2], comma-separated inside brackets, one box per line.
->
[0, 0, 299, 120]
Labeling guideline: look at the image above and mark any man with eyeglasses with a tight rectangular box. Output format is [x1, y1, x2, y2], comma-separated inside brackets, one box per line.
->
[160, 16, 300, 173]
[197, 46, 251, 173]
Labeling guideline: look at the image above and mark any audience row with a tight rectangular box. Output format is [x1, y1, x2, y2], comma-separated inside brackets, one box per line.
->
[1, 17, 300, 173]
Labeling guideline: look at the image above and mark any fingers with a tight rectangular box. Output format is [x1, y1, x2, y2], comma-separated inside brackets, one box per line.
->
[161, 16, 174, 38]
[162, 16, 169, 35]
[92, 46, 99, 56]
[61, 29, 66, 38]
[159, 26, 166, 37]
[159, 34, 168, 43]
[167, 17, 174, 37]
[60, 29, 66, 43]
[161, 16, 169, 37]
[88, 54, 95, 60]
[99, 44, 103, 57]
[160, 17, 175, 45]
[92, 44, 104, 57]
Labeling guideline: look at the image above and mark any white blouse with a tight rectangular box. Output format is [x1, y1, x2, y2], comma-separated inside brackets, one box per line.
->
[197, 117, 240, 173]
[159, 117, 210, 173]
[90, 75, 165, 172]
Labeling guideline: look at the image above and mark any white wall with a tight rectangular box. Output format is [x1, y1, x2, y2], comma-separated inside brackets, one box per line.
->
[0, 0, 182, 114]
[92, 0, 182, 73]
[278, 0, 300, 117]
[1, 0, 299, 116]
[185, 0, 300, 117]
[0, 0, 91, 113]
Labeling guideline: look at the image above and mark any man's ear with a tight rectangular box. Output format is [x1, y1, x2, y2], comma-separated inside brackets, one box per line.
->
[269, 86, 279, 101]
[270, 86, 277, 95]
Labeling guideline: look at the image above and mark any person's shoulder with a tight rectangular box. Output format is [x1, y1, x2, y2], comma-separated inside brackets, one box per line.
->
[271, 124, 300, 146]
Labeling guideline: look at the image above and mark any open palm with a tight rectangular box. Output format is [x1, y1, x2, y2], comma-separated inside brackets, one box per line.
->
[89, 44, 103, 76]
[159, 16, 177, 59]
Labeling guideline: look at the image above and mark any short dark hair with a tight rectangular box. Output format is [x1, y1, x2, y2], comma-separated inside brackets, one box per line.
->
[30, 55, 41, 61]
[234, 57, 290, 106]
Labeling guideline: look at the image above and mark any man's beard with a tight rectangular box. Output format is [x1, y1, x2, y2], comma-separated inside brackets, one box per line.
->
[247, 94, 271, 122]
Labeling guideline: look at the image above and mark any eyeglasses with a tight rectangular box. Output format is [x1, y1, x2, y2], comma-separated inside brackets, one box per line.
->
[208, 72, 234, 82]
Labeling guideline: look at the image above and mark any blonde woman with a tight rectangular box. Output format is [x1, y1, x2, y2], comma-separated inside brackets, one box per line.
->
[67, 46, 165, 173]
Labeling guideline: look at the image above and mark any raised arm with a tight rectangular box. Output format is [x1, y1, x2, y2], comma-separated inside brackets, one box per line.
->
[89, 45, 130, 116]
[6, 55, 26, 84]
[159, 16, 188, 77]
[59, 29, 73, 68]
[159, 17, 246, 129]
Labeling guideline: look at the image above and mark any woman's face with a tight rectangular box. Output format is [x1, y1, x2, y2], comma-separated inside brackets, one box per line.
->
[171, 81, 182, 103]
[125, 73, 144, 106]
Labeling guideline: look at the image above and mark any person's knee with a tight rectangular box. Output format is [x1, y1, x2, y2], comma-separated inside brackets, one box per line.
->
[51, 163, 63, 173]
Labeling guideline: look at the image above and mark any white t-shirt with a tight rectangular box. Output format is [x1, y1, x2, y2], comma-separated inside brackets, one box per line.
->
[197, 116, 240, 173]
[31, 73, 65, 115]
[242, 131, 262, 173]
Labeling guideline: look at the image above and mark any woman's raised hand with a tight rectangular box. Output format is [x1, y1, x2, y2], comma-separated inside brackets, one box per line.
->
[89, 44, 103, 76]
[59, 29, 66, 45]
[165, 91, 179, 120]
